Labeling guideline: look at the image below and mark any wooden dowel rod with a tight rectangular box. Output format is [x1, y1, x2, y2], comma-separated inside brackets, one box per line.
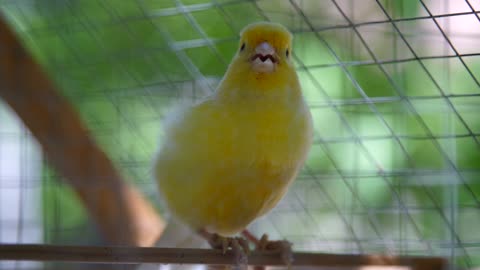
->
[0, 245, 447, 269]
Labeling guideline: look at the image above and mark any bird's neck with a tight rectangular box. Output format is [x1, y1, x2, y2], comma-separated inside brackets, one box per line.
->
[215, 66, 303, 104]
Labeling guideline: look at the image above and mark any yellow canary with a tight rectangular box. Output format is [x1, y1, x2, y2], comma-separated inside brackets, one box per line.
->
[154, 22, 312, 237]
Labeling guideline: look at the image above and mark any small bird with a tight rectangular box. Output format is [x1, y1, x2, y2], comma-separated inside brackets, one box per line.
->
[154, 22, 312, 265]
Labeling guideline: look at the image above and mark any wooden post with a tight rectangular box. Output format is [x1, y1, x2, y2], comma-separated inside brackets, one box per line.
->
[0, 14, 165, 246]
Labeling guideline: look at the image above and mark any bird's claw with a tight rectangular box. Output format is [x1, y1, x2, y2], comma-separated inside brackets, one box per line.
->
[206, 233, 249, 266]
[231, 238, 248, 265]
[257, 233, 294, 266]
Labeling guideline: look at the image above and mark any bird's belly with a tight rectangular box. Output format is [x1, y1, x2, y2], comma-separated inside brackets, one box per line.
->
[155, 101, 311, 236]
[157, 157, 298, 236]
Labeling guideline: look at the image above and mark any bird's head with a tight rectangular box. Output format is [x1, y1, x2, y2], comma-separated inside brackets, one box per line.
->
[237, 22, 293, 74]
[220, 22, 297, 92]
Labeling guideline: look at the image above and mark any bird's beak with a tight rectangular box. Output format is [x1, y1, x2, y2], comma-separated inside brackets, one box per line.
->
[250, 42, 277, 73]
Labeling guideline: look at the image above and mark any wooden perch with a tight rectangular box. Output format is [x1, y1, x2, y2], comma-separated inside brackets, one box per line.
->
[0, 245, 448, 270]
[0, 15, 164, 246]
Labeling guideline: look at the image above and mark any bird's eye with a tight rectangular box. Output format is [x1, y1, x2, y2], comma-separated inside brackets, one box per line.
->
[240, 43, 245, 52]
[286, 49, 290, 57]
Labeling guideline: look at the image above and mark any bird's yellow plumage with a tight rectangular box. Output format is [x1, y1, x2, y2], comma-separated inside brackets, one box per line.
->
[154, 22, 312, 236]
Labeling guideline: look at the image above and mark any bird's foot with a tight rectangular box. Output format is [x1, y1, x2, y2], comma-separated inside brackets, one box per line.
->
[199, 230, 249, 266]
[258, 234, 293, 265]
[242, 230, 293, 266]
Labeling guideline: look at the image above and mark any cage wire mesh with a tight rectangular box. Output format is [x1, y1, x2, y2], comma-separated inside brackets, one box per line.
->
[0, 0, 479, 269]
